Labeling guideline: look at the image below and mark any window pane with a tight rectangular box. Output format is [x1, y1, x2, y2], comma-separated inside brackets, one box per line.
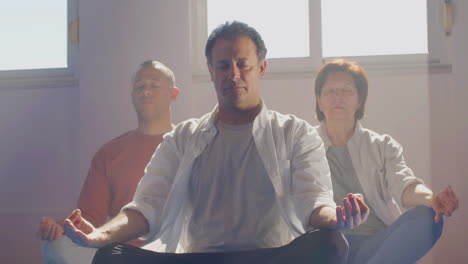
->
[0, 0, 67, 71]
[207, 0, 309, 59]
[321, 0, 428, 57]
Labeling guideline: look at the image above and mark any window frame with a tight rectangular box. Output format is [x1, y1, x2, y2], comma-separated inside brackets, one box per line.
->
[191, 0, 451, 80]
[0, 0, 79, 90]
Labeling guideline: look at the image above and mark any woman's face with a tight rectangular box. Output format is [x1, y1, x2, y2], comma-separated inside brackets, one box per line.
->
[317, 71, 361, 123]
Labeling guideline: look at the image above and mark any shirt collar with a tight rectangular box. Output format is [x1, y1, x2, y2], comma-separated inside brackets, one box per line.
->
[318, 121, 364, 150]
[200, 100, 268, 132]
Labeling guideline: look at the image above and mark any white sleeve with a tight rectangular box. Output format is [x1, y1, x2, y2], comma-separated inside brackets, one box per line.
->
[290, 122, 336, 229]
[122, 130, 182, 241]
[383, 135, 424, 210]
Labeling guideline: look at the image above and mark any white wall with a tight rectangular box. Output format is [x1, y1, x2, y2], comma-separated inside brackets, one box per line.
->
[0, 86, 79, 262]
[430, 1, 468, 262]
[0, 0, 466, 262]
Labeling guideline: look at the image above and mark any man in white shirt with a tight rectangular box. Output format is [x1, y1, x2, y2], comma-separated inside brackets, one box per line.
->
[63, 21, 369, 264]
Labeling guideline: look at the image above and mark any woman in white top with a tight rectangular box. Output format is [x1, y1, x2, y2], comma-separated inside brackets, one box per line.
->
[314, 58, 459, 264]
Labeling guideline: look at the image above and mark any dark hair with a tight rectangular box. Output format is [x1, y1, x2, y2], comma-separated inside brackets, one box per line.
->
[205, 21, 267, 65]
[315, 59, 368, 121]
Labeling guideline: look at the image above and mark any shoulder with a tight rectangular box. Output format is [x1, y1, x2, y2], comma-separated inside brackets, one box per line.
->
[160, 113, 213, 154]
[167, 113, 211, 139]
[266, 110, 314, 131]
[265, 110, 321, 147]
[357, 126, 403, 153]
[94, 130, 137, 157]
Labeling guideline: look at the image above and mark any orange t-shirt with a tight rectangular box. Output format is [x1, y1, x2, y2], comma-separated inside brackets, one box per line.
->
[77, 130, 163, 246]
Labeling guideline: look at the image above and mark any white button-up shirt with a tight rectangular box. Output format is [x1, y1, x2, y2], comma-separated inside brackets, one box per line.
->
[316, 122, 424, 226]
[123, 103, 335, 252]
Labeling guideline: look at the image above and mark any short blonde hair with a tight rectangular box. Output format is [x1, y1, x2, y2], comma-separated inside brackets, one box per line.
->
[132, 60, 176, 88]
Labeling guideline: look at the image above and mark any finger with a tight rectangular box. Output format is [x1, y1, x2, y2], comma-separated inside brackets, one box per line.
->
[356, 198, 370, 224]
[440, 197, 456, 216]
[354, 193, 364, 201]
[68, 209, 81, 224]
[63, 219, 87, 246]
[447, 187, 459, 210]
[44, 224, 52, 240]
[65, 218, 93, 247]
[434, 192, 451, 210]
[343, 198, 353, 229]
[432, 197, 444, 211]
[49, 225, 58, 240]
[447, 185, 453, 193]
[48, 226, 57, 241]
[53, 224, 62, 240]
[336, 206, 345, 229]
[348, 193, 364, 200]
[444, 202, 456, 216]
[443, 201, 454, 217]
[42, 223, 52, 240]
[71, 211, 86, 230]
[67, 209, 80, 223]
[64, 219, 79, 240]
[356, 197, 369, 217]
[434, 212, 442, 223]
[349, 194, 361, 225]
[438, 191, 449, 202]
[348, 193, 359, 225]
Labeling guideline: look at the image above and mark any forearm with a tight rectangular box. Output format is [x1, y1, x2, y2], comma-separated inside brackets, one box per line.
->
[95, 209, 149, 244]
[402, 183, 433, 208]
[308, 206, 338, 229]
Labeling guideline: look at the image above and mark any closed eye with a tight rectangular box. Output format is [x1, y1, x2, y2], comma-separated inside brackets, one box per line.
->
[216, 63, 230, 71]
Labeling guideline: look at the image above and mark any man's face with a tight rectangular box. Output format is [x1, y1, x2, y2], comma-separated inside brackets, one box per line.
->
[131, 67, 177, 121]
[317, 71, 361, 122]
[208, 36, 267, 111]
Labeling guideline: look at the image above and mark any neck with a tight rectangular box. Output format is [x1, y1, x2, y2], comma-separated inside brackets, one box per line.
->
[324, 119, 356, 146]
[217, 102, 262, 125]
[137, 114, 174, 135]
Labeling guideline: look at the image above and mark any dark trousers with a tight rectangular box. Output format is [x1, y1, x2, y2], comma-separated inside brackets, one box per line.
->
[92, 228, 348, 264]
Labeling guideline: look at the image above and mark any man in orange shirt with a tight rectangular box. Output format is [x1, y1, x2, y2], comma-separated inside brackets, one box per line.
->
[38, 60, 179, 263]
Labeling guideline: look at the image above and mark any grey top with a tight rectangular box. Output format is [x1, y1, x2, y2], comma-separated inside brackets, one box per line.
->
[327, 145, 387, 236]
[186, 120, 290, 252]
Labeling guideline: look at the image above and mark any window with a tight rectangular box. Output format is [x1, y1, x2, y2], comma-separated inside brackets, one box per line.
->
[0, 0, 79, 89]
[207, 0, 310, 59]
[321, 0, 427, 57]
[191, 0, 451, 77]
